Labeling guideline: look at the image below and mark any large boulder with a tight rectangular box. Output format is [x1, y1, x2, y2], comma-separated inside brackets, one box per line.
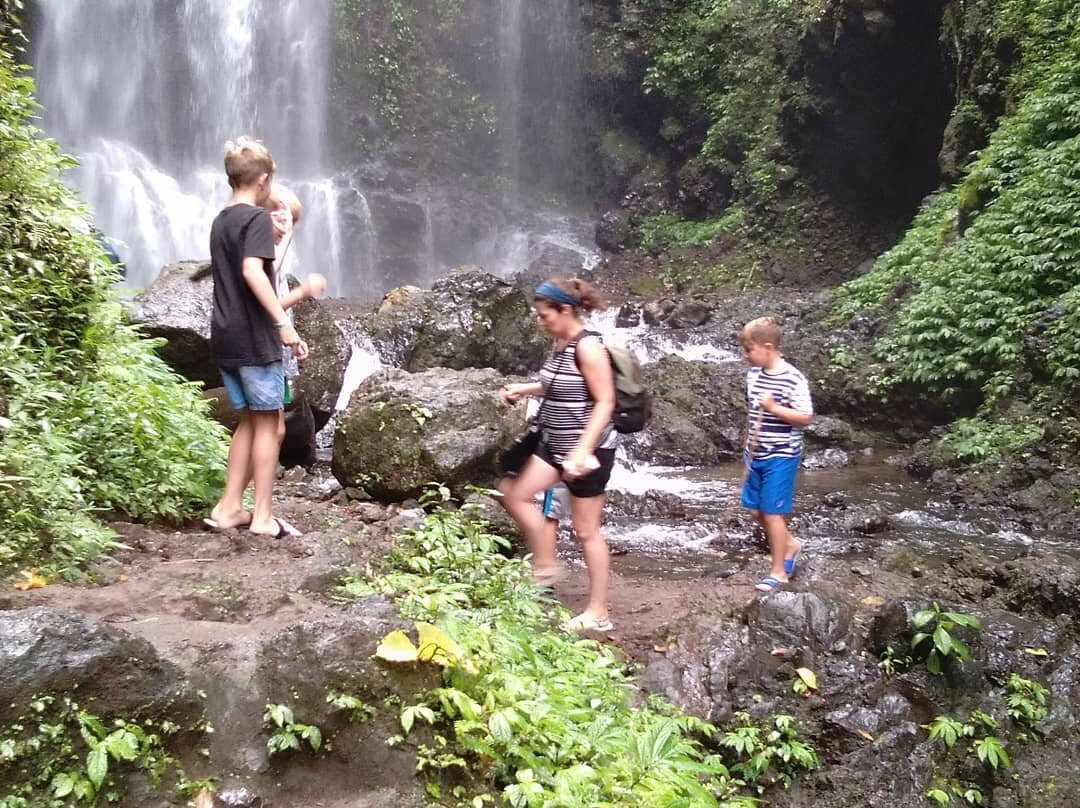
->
[356, 269, 549, 375]
[332, 366, 526, 501]
[291, 293, 351, 417]
[409, 268, 548, 374]
[625, 357, 746, 465]
[127, 260, 216, 387]
[0, 608, 199, 724]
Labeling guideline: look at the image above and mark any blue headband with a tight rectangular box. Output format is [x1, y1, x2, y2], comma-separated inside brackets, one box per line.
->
[535, 281, 581, 308]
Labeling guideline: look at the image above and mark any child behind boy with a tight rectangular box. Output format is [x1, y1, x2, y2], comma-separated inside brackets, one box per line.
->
[738, 316, 813, 593]
[205, 136, 309, 538]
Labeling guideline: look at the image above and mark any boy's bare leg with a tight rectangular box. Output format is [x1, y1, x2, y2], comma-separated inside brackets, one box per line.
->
[570, 494, 609, 619]
[761, 513, 793, 582]
[497, 458, 561, 571]
[248, 409, 286, 535]
[210, 412, 254, 528]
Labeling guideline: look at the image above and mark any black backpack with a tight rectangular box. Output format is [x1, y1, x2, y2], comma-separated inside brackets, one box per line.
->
[577, 332, 652, 433]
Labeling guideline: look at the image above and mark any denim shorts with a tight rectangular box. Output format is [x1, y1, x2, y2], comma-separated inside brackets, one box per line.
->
[741, 454, 801, 515]
[220, 361, 284, 412]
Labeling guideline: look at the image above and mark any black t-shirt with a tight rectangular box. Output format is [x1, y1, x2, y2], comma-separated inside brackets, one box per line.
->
[209, 204, 278, 367]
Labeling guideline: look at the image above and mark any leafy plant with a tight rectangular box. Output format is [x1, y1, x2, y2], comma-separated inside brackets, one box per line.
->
[0, 41, 227, 577]
[325, 690, 377, 724]
[1004, 673, 1049, 728]
[719, 712, 819, 791]
[878, 644, 913, 678]
[0, 695, 205, 807]
[911, 603, 981, 675]
[341, 488, 811, 806]
[263, 704, 323, 756]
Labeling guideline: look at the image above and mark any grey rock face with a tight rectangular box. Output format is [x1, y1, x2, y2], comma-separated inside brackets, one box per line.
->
[332, 366, 526, 501]
[127, 260, 216, 387]
[0, 607, 198, 724]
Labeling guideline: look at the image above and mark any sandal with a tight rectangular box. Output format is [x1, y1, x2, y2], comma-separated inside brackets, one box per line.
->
[248, 517, 302, 539]
[783, 544, 803, 577]
[755, 575, 785, 593]
[561, 612, 614, 633]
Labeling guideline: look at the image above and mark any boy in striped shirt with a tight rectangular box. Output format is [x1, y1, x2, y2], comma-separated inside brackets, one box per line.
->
[739, 316, 814, 593]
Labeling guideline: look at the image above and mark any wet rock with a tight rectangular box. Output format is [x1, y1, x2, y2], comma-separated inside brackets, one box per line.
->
[595, 208, 635, 252]
[352, 502, 391, 522]
[802, 448, 854, 469]
[280, 396, 317, 470]
[665, 299, 711, 329]
[847, 511, 890, 534]
[642, 298, 676, 325]
[332, 367, 525, 501]
[463, 492, 518, 539]
[127, 260, 215, 387]
[292, 294, 351, 417]
[0, 608, 199, 724]
[623, 356, 745, 465]
[615, 303, 640, 328]
[359, 284, 426, 368]
[216, 788, 262, 808]
[409, 268, 548, 374]
[997, 552, 1080, 621]
[804, 415, 857, 447]
[745, 590, 856, 663]
[606, 489, 688, 521]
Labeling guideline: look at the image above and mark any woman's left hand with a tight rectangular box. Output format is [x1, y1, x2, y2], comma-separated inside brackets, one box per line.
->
[562, 449, 596, 480]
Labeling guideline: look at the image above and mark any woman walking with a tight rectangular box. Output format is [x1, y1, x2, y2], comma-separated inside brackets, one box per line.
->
[498, 277, 618, 632]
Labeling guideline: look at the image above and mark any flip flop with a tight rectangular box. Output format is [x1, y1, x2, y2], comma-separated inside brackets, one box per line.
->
[248, 517, 302, 539]
[783, 546, 803, 577]
[560, 612, 614, 632]
[755, 575, 784, 593]
[202, 516, 251, 532]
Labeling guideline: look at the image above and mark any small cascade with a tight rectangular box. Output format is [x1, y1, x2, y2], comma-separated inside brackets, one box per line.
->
[585, 310, 739, 364]
[335, 335, 384, 413]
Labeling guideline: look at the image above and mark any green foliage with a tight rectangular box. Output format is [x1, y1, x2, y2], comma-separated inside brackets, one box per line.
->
[911, 603, 981, 675]
[326, 690, 377, 724]
[0, 44, 227, 577]
[719, 712, 819, 791]
[0, 695, 205, 807]
[332, 0, 495, 149]
[1004, 674, 1049, 728]
[263, 704, 323, 756]
[937, 416, 1044, 464]
[340, 490, 815, 806]
[640, 0, 826, 209]
[834, 0, 1080, 419]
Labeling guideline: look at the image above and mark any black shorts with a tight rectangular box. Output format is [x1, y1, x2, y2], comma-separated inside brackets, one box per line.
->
[535, 443, 616, 498]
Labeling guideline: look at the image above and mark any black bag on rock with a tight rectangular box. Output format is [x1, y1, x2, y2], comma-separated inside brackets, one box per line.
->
[499, 424, 541, 476]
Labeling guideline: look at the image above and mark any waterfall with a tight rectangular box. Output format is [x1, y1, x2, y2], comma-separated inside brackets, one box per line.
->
[29, 0, 357, 293]
[493, 0, 588, 203]
[28, 0, 597, 295]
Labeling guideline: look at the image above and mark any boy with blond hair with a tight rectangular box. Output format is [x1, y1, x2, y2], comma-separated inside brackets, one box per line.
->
[739, 316, 813, 592]
[205, 136, 309, 538]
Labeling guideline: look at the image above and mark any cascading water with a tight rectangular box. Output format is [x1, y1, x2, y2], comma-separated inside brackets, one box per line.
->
[29, 0, 356, 292]
[28, 0, 597, 296]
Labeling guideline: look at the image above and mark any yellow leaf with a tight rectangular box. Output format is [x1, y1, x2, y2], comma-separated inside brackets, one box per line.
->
[416, 622, 463, 667]
[374, 630, 419, 663]
[856, 730, 874, 742]
[860, 595, 885, 607]
[13, 569, 48, 591]
[795, 667, 818, 690]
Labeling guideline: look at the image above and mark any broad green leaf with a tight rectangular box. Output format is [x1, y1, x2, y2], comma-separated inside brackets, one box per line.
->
[86, 744, 108, 788]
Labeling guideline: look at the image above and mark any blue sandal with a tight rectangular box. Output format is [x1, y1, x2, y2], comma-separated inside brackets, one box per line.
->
[783, 546, 803, 577]
[755, 575, 784, 593]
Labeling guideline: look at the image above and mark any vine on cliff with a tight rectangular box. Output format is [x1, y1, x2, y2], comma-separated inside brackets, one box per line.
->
[833, 0, 1080, 464]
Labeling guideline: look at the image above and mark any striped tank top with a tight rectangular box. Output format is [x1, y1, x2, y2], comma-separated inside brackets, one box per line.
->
[537, 333, 618, 460]
[745, 360, 813, 459]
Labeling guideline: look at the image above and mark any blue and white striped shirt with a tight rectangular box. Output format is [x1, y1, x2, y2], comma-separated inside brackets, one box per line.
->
[746, 361, 813, 459]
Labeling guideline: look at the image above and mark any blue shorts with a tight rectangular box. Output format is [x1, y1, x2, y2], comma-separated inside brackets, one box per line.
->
[741, 454, 801, 515]
[220, 361, 284, 412]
